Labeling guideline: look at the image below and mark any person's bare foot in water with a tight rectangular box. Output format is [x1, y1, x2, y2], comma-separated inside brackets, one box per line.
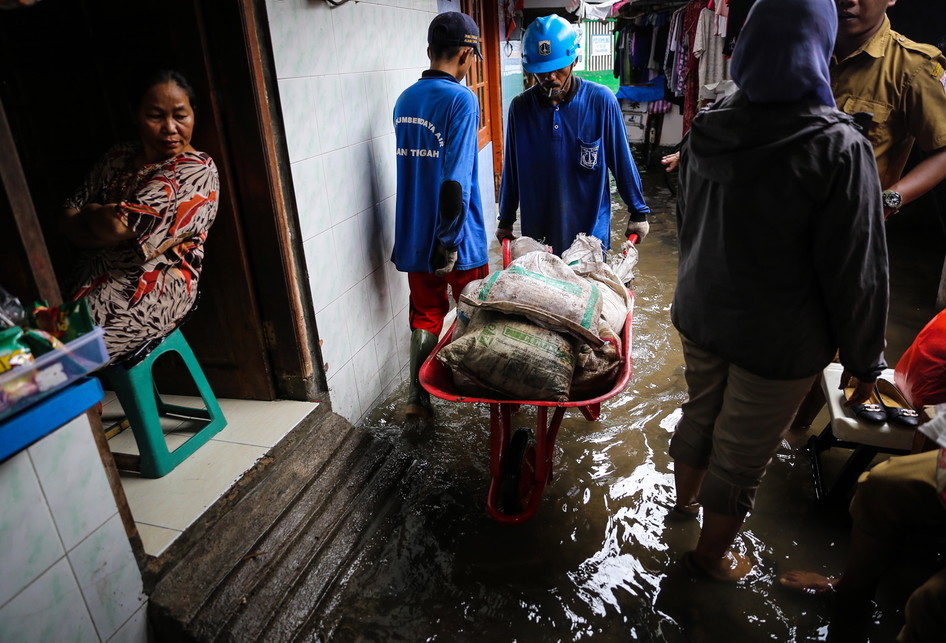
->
[684, 550, 753, 583]
[778, 570, 837, 594]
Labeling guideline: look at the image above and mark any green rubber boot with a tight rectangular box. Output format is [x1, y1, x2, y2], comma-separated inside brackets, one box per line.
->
[405, 329, 437, 420]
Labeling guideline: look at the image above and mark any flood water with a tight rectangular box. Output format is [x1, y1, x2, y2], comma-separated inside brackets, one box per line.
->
[316, 170, 943, 641]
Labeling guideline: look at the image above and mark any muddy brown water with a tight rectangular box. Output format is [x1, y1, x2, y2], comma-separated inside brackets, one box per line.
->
[317, 171, 943, 641]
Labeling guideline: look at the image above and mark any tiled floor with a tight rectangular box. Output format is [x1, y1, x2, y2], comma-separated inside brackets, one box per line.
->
[101, 392, 318, 557]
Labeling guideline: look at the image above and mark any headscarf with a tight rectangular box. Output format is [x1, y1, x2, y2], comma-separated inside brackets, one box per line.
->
[730, 0, 837, 107]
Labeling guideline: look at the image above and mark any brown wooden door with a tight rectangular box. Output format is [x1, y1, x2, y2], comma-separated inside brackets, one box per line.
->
[0, 0, 276, 399]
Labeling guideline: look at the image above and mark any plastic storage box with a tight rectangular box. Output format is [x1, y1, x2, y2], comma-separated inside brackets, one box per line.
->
[0, 327, 109, 420]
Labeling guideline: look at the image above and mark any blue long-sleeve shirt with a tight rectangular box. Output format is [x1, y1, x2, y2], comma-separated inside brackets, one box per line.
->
[499, 78, 649, 254]
[392, 72, 487, 273]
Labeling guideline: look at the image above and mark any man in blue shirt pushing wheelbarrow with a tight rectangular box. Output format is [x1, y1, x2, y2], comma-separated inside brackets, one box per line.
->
[497, 14, 651, 254]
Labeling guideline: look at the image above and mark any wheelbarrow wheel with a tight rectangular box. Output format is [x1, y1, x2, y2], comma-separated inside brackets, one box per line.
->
[501, 428, 535, 515]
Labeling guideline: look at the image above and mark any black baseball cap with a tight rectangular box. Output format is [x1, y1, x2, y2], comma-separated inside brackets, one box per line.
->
[428, 11, 483, 59]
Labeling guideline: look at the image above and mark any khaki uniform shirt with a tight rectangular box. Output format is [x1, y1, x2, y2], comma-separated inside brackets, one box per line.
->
[831, 16, 946, 189]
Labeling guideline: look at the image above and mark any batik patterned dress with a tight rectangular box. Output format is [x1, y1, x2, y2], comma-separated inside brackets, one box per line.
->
[64, 143, 219, 361]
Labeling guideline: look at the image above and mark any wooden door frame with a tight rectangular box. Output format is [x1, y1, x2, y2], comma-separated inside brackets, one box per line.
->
[195, 0, 326, 399]
[0, 100, 61, 306]
[482, 0, 505, 191]
[461, 0, 505, 195]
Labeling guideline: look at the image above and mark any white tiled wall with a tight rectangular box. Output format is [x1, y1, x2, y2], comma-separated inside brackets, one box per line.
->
[266, 0, 497, 424]
[0, 415, 147, 642]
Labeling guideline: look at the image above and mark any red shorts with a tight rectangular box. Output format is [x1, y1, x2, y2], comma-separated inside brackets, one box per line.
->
[408, 265, 489, 336]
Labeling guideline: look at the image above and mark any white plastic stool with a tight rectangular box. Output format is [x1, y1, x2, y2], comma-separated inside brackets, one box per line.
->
[808, 363, 916, 505]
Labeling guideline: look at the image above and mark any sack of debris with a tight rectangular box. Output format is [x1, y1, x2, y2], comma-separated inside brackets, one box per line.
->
[436, 310, 575, 401]
[452, 278, 486, 341]
[561, 234, 631, 335]
[561, 233, 605, 276]
[510, 236, 549, 261]
[461, 251, 604, 346]
[586, 268, 630, 335]
[570, 321, 623, 399]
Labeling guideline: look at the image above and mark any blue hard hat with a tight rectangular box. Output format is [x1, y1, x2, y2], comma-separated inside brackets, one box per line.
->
[522, 15, 580, 74]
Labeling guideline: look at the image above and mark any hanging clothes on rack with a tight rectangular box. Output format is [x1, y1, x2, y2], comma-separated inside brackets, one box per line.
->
[568, 0, 629, 21]
[694, 6, 730, 97]
[610, 1, 708, 118]
[665, 5, 688, 99]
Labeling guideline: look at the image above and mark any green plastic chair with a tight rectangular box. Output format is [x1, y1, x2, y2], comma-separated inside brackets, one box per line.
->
[105, 328, 226, 478]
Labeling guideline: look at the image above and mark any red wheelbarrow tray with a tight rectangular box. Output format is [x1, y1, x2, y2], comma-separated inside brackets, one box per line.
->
[418, 297, 635, 525]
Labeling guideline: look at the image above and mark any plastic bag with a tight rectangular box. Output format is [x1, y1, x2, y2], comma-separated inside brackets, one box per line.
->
[29, 298, 95, 343]
[895, 309, 946, 408]
[0, 286, 25, 329]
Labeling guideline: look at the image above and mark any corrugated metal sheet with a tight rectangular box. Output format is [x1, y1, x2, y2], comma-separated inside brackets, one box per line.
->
[582, 20, 614, 72]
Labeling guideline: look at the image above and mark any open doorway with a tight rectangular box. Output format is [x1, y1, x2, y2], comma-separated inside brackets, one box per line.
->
[0, 0, 324, 401]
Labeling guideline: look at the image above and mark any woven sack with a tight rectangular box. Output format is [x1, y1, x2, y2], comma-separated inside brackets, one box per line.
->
[461, 251, 603, 346]
[570, 321, 623, 399]
[437, 310, 575, 401]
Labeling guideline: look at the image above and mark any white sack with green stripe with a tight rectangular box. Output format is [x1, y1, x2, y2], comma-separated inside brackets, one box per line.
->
[460, 251, 604, 346]
[561, 234, 631, 335]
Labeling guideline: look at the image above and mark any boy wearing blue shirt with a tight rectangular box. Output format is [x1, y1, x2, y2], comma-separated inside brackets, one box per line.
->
[393, 12, 488, 421]
[497, 15, 650, 254]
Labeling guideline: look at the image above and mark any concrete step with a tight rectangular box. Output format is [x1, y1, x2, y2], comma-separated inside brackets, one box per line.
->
[148, 410, 412, 642]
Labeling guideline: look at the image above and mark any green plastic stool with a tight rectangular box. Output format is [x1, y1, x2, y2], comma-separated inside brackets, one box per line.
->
[105, 328, 227, 478]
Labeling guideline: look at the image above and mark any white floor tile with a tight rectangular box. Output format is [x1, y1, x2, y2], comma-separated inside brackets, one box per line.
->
[212, 398, 318, 447]
[107, 426, 191, 456]
[107, 396, 319, 555]
[135, 523, 181, 557]
[120, 440, 267, 532]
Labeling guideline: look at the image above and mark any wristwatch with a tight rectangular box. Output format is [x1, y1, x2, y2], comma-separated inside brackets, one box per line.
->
[882, 189, 902, 213]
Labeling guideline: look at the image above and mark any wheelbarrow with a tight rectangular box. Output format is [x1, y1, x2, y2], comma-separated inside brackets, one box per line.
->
[418, 236, 637, 524]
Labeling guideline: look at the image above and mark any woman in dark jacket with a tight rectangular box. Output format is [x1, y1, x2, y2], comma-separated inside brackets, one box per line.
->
[668, 0, 888, 581]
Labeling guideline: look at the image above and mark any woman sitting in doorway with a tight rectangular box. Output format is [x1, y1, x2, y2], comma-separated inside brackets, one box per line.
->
[60, 68, 219, 362]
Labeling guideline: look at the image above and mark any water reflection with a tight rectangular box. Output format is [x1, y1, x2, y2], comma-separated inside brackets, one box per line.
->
[317, 172, 937, 641]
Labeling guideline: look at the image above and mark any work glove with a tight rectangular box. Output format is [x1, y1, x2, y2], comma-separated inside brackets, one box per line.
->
[625, 219, 650, 242]
[495, 226, 515, 242]
[432, 243, 458, 277]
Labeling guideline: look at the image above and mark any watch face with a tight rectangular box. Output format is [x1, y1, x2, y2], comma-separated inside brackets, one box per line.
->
[883, 190, 902, 209]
